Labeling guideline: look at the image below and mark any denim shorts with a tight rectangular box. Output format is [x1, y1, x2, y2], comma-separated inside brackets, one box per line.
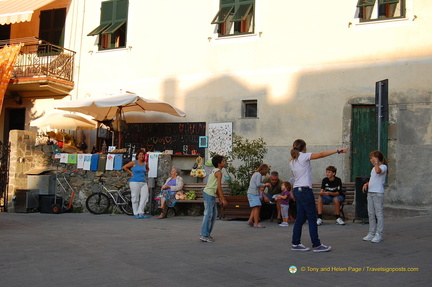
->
[321, 195, 344, 204]
[247, 193, 262, 207]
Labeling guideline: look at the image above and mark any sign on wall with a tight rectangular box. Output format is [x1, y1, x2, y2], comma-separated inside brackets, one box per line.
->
[124, 122, 206, 155]
[208, 122, 232, 157]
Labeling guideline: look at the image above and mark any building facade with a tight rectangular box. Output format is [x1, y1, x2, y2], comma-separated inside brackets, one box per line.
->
[1, 0, 431, 208]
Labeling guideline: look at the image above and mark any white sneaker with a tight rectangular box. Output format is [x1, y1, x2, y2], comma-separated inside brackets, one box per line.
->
[279, 222, 289, 227]
[316, 218, 323, 226]
[371, 233, 382, 243]
[336, 218, 345, 225]
[363, 233, 375, 241]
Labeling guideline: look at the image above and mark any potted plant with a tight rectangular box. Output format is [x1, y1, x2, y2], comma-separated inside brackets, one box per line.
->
[221, 134, 267, 220]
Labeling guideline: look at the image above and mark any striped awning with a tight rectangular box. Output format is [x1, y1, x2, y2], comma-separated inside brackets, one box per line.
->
[0, 0, 55, 25]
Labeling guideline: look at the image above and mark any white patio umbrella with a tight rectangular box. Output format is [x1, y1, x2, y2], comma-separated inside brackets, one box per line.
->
[29, 112, 97, 130]
[53, 92, 186, 121]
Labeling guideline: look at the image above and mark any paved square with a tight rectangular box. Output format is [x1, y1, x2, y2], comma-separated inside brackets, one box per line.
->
[0, 212, 430, 286]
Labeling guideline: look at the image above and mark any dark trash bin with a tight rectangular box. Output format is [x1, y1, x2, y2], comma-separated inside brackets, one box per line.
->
[354, 176, 369, 224]
[39, 195, 63, 214]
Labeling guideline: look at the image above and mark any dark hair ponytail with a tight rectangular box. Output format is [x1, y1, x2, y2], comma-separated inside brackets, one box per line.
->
[290, 139, 306, 160]
[370, 150, 389, 173]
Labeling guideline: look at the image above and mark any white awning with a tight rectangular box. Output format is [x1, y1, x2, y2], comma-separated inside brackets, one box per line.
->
[0, 0, 55, 25]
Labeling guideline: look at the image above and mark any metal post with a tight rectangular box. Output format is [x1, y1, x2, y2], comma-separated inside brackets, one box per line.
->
[377, 82, 382, 151]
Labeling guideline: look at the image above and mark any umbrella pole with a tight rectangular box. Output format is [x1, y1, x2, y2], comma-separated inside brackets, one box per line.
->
[117, 132, 123, 149]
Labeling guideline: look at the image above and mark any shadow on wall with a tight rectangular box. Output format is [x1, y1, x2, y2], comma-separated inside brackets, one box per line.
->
[160, 56, 432, 208]
[173, 75, 267, 137]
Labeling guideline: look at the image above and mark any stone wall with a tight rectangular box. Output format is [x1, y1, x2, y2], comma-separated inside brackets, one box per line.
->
[7, 130, 153, 213]
[8, 130, 51, 212]
[7, 131, 205, 214]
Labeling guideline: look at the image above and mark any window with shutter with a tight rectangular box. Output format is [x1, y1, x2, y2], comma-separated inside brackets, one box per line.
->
[357, 0, 404, 21]
[87, 0, 128, 50]
[39, 8, 66, 47]
[211, 0, 254, 37]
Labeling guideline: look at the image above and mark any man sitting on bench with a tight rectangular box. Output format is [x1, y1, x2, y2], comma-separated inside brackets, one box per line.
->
[262, 171, 284, 223]
[316, 166, 345, 225]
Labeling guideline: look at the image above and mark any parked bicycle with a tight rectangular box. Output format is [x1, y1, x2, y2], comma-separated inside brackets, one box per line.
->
[86, 175, 133, 215]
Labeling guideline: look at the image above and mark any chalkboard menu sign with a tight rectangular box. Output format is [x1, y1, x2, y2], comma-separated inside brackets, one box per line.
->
[122, 122, 206, 155]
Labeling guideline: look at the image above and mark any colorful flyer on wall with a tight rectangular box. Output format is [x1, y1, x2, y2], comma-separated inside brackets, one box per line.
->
[208, 122, 232, 157]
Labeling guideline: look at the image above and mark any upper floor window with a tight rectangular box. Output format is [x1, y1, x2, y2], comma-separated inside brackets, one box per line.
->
[357, 0, 405, 22]
[87, 0, 128, 50]
[39, 8, 66, 47]
[0, 24, 11, 41]
[211, 0, 254, 36]
[242, 100, 257, 118]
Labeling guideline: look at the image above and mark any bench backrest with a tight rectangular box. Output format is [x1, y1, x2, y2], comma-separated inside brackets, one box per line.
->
[312, 182, 355, 204]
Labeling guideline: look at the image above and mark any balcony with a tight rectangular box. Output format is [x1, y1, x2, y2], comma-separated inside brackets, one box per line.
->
[6, 38, 75, 99]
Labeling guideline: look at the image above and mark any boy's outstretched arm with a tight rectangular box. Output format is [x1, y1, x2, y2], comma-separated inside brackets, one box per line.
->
[215, 170, 227, 206]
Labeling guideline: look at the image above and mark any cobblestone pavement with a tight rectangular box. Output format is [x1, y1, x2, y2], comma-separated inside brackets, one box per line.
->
[0, 210, 431, 287]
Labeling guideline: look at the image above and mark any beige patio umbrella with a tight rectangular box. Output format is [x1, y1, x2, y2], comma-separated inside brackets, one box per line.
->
[53, 92, 186, 121]
[29, 112, 97, 130]
[54, 92, 186, 148]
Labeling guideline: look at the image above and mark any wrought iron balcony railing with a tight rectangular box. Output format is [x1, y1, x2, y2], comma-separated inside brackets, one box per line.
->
[10, 40, 75, 82]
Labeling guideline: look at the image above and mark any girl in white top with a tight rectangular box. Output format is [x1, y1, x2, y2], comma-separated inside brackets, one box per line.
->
[362, 150, 388, 243]
[290, 139, 348, 252]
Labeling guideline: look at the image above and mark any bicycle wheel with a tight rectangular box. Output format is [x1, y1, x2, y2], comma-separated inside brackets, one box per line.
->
[120, 190, 134, 216]
[86, 192, 110, 214]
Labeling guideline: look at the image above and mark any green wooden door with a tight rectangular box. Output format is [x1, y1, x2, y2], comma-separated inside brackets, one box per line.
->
[351, 105, 388, 181]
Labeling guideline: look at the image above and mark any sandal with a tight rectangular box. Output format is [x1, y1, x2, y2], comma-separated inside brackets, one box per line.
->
[157, 213, 166, 219]
[247, 221, 254, 227]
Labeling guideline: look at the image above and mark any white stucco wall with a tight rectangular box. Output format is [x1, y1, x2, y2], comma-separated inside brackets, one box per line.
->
[10, 0, 431, 208]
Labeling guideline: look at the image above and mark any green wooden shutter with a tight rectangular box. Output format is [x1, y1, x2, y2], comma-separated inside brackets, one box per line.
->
[101, 1, 115, 22]
[87, 23, 111, 36]
[102, 0, 128, 34]
[231, 2, 253, 22]
[87, 1, 115, 36]
[379, 0, 399, 4]
[39, 8, 66, 47]
[357, 0, 376, 7]
[211, 5, 234, 24]
[115, 0, 128, 20]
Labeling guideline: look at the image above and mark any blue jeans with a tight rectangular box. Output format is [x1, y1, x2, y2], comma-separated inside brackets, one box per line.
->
[292, 187, 321, 247]
[201, 192, 217, 237]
